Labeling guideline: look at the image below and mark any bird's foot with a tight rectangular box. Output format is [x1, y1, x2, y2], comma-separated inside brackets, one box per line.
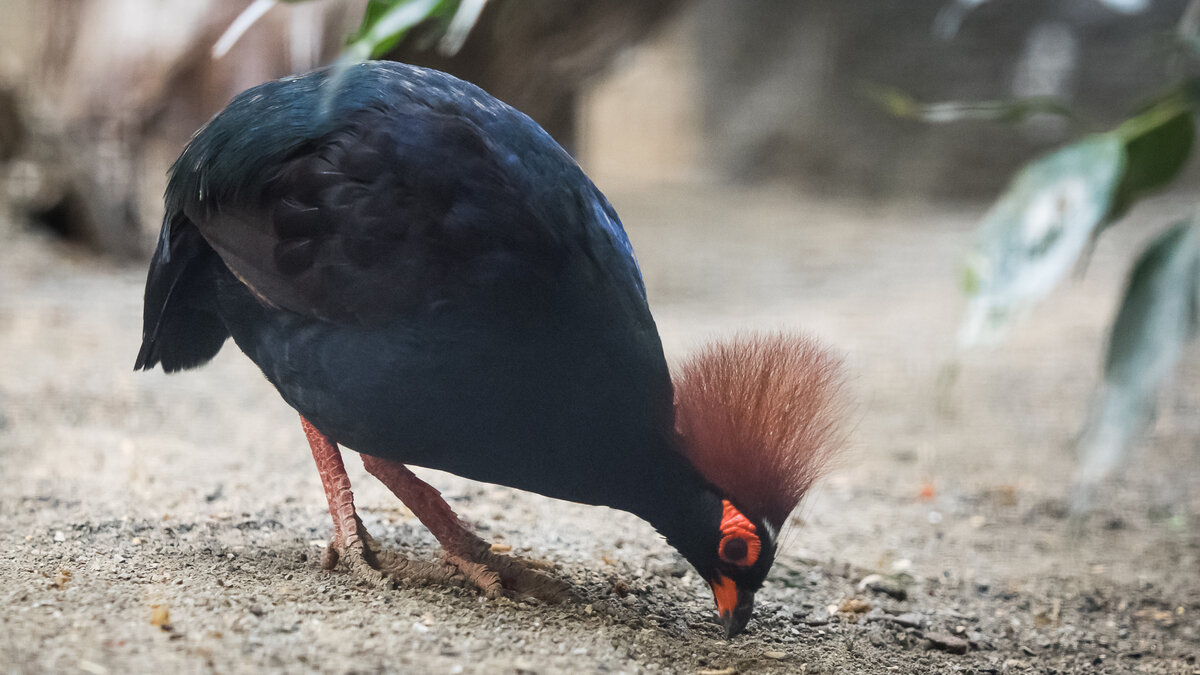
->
[323, 521, 569, 600]
[322, 514, 485, 592]
[358, 453, 574, 603]
[303, 416, 563, 597]
[439, 534, 575, 603]
[320, 513, 397, 588]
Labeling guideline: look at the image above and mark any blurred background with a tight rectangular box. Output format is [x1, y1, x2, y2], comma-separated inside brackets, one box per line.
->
[1, 1, 1197, 672]
[0, 0, 1193, 252]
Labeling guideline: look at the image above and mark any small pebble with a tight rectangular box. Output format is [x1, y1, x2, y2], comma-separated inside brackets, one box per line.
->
[890, 613, 924, 629]
[839, 597, 872, 615]
[858, 574, 909, 601]
[925, 631, 969, 655]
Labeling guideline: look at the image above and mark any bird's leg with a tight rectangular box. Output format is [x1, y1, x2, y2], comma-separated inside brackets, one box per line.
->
[302, 416, 392, 586]
[360, 454, 572, 602]
[302, 416, 463, 589]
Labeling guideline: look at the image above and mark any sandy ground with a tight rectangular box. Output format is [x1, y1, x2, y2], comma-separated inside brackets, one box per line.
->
[1, 184, 1198, 674]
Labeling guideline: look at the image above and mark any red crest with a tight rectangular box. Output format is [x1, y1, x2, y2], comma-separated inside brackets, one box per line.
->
[674, 332, 846, 529]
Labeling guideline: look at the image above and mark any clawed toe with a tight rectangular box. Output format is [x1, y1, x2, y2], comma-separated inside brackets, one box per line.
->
[446, 541, 575, 603]
[323, 525, 395, 588]
[322, 532, 574, 602]
[306, 421, 575, 600]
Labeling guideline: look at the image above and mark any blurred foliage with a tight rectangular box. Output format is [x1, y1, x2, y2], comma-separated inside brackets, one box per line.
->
[935, 0, 1151, 40]
[911, 2, 1200, 509]
[957, 92, 1195, 349]
[957, 134, 1126, 347]
[1074, 220, 1199, 509]
[344, 0, 486, 61]
[1109, 91, 1196, 219]
[862, 85, 1075, 125]
[215, 0, 484, 61]
[213, 0, 486, 117]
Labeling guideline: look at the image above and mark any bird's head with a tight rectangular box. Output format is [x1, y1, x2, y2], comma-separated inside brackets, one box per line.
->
[675, 496, 779, 638]
[670, 333, 844, 638]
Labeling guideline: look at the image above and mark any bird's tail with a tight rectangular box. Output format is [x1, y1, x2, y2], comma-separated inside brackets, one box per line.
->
[134, 213, 230, 372]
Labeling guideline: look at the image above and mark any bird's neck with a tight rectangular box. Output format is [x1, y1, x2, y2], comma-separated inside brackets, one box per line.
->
[617, 440, 723, 567]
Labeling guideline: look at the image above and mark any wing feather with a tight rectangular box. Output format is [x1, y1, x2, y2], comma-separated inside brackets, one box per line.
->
[166, 62, 640, 325]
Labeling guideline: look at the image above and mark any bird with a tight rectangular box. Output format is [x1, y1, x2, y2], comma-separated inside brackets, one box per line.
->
[135, 60, 843, 638]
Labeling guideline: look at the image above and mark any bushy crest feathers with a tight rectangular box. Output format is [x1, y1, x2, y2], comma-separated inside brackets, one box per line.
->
[673, 332, 846, 529]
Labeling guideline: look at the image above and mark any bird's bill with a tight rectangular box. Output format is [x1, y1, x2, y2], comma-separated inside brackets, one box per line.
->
[710, 575, 755, 638]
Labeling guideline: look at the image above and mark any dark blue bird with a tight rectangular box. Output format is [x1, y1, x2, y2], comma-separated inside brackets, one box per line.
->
[136, 61, 843, 638]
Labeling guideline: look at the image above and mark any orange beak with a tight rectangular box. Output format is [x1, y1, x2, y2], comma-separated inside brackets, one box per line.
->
[709, 575, 755, 638]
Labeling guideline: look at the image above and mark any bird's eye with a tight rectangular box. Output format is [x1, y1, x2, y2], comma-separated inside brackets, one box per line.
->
[719, 534, 754, 564]
[718, 500, 762, 567]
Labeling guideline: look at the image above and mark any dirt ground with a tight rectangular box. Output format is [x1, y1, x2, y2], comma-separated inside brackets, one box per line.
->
[1, 184, 1198, 674]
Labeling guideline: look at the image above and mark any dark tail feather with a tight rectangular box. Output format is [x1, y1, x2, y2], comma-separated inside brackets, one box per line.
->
[135, 213, 230, 372]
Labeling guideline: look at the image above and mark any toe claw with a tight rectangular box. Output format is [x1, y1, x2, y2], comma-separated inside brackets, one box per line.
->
[461, 546, 575, 604]
[320, 521, 572, 602]
[321, 542, 340, 570]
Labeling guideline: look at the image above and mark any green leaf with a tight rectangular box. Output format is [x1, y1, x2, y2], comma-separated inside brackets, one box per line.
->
[345, 0, 456, 61]
[348, 0, 420, 43]
[956, 86, 1198, 351]
[862, 84, 1074, 125]
[1105, 222, 1200, 382]
[1108, 97, 1195, 220]
[1072, 220, 1200, 508]
[957, 134, 1126, 348]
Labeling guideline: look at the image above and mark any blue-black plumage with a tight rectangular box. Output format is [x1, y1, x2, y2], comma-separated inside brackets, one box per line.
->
[136, 61, 844, 639]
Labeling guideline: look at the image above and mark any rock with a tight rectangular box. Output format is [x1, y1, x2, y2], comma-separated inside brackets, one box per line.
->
[1030, 499, 1069, 520]
[925, 631, 969, 655]
[857, 573, 910, 601]
[890, 613, 924, 629]
[839, 597, 872, 615]
[1131, 608, 1175, 628]
[150, 604, 172, 632]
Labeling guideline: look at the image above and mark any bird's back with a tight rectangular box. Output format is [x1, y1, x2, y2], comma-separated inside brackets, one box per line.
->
[169, 61, 645, 324]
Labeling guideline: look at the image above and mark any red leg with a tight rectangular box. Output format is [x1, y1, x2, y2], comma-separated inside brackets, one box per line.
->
[361, 454, 571, 602]
[359, 455, 484, 552]
[301, 416, 388, 585]
[302, 416, 465, 589]
[301, 416, 569, 600]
